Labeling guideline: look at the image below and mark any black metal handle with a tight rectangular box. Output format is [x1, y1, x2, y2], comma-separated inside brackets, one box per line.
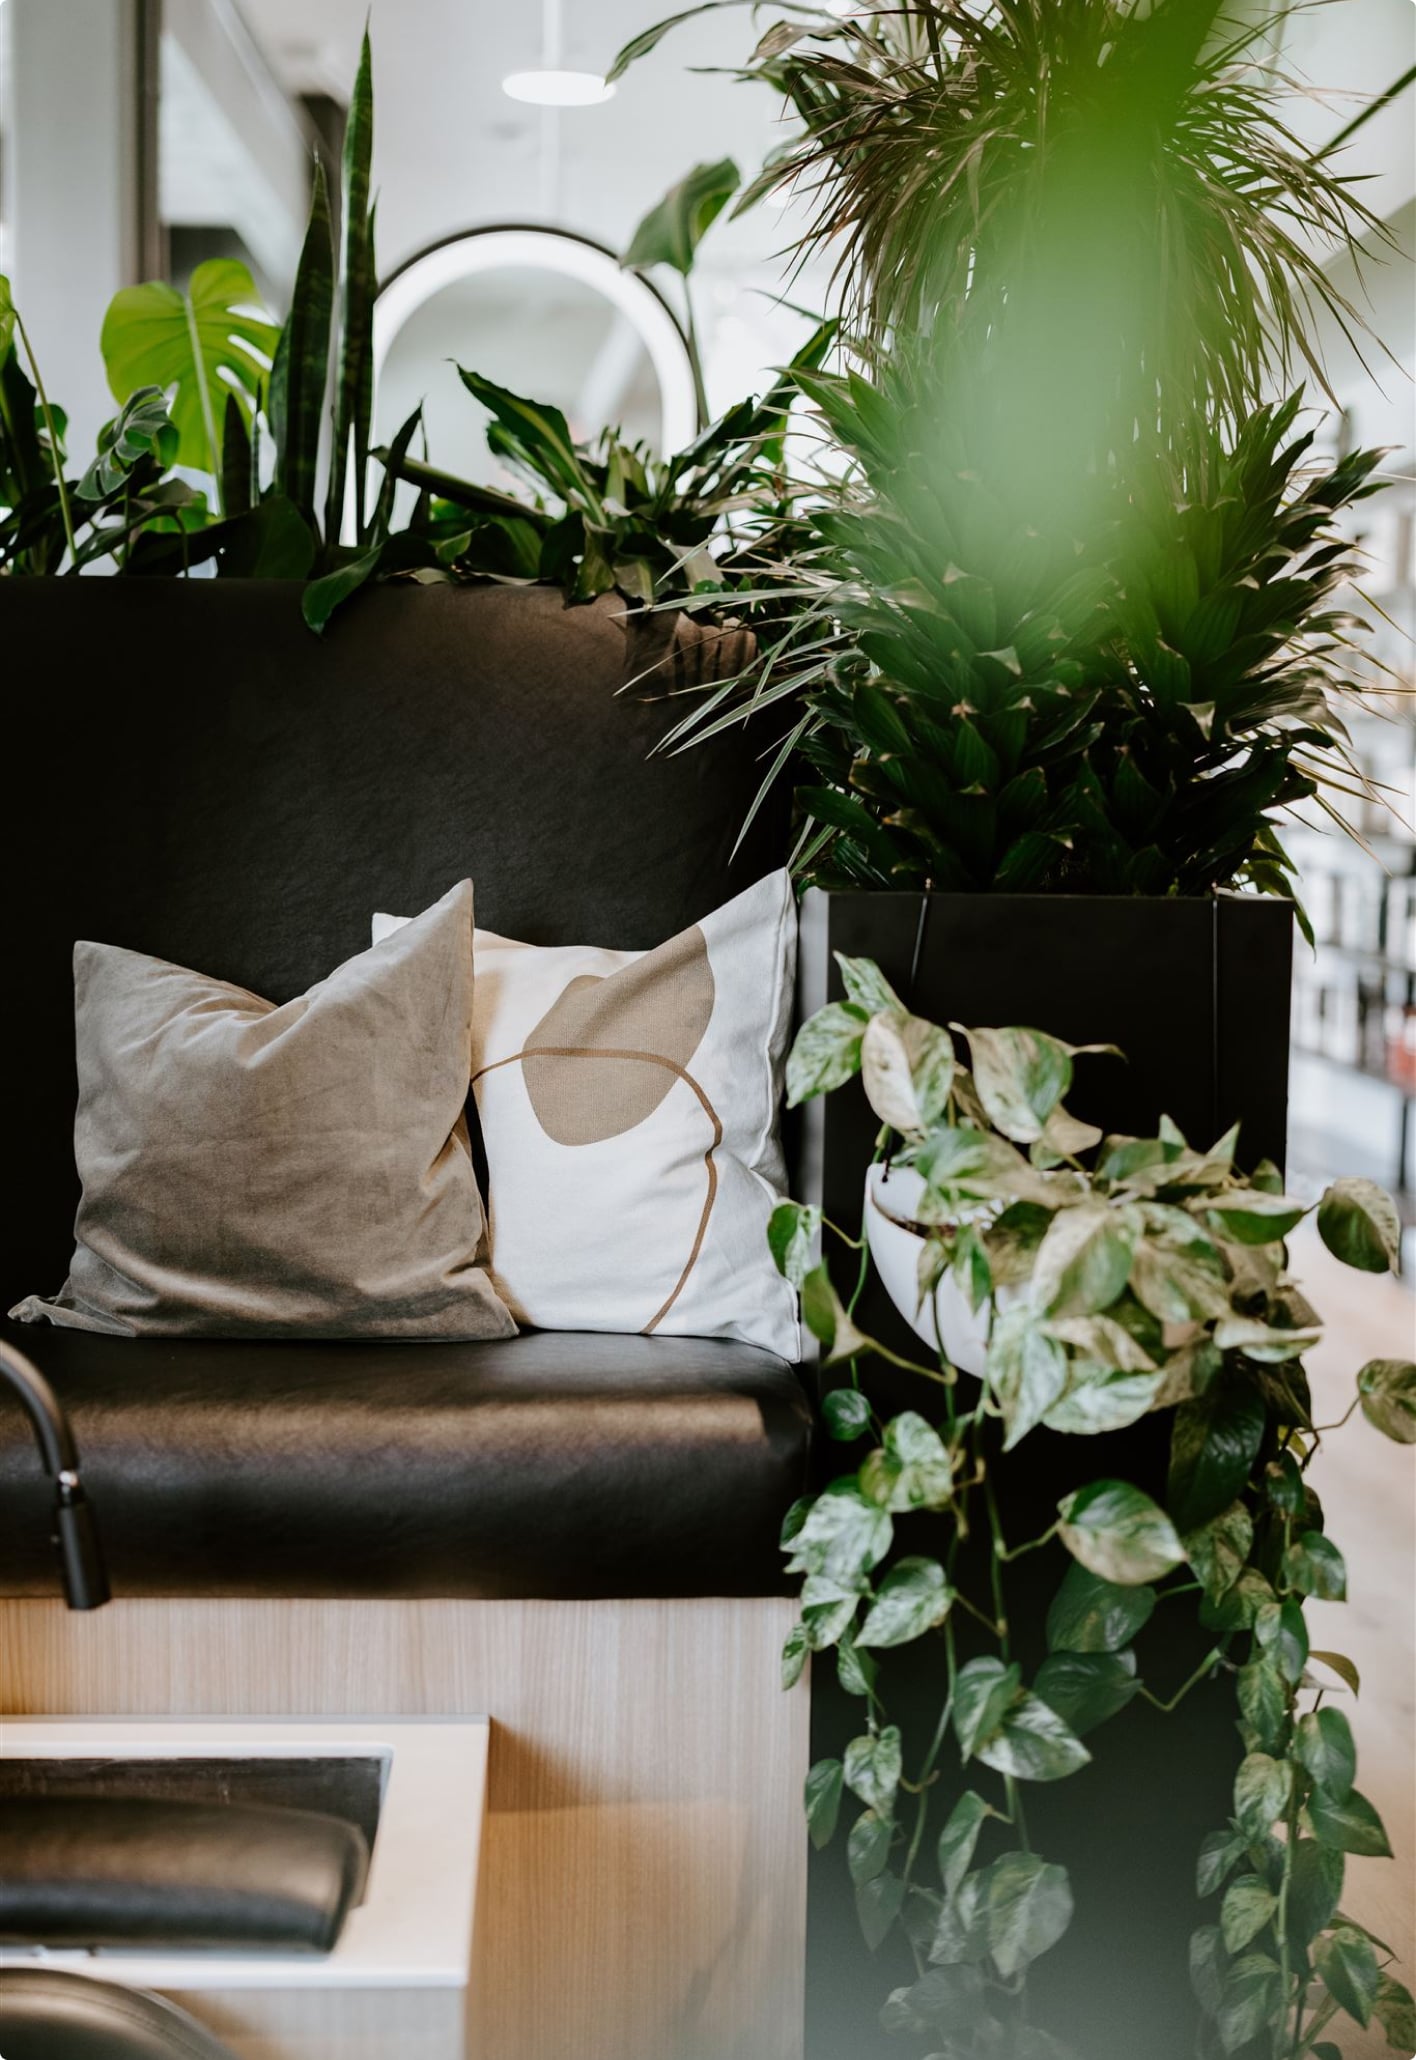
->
[0, 1344, 110, 1610]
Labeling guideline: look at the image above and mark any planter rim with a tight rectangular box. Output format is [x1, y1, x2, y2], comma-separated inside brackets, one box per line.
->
[800, 883, 1295, 910]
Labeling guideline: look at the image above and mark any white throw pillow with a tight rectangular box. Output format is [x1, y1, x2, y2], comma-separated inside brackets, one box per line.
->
[374, 872, 799, 1359]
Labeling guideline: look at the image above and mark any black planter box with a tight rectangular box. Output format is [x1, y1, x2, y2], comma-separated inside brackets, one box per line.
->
[795, 888, 1294, 2060]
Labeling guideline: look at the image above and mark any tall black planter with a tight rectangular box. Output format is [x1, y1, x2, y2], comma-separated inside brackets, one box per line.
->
[795, 888, 1294, 2060]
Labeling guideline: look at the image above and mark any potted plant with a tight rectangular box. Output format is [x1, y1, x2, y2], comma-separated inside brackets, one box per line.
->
[768, 956, 1415, 2058]
[610, 3, 1409, 2047]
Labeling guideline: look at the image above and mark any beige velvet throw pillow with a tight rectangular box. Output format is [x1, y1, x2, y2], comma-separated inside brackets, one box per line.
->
[11, 881, 515, 1341]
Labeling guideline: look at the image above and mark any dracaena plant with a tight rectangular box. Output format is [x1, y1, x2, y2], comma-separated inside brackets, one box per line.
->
[612, 2, 1387, 475]
[664, 346, 1388, 904]
[769, 954, 1415, 2059]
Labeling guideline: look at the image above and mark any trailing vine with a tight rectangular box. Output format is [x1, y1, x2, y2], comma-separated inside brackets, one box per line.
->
[772, 954, 1415, 2058]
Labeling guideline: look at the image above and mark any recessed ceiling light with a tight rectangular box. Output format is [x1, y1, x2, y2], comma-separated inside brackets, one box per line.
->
[502, 69, 615, 108]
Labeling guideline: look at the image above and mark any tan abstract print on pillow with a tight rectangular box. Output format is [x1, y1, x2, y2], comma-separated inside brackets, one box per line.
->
[372, 871, 800, 1359]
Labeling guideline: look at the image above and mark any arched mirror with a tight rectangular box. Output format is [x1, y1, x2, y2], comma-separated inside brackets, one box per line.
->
[372, 226, 700, 498]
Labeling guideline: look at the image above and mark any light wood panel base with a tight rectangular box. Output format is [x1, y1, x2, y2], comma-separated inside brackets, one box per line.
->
[0, 1596, 809, 2060]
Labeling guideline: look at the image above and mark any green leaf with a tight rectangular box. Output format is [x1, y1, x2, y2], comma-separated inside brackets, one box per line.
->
[954, 1026, 1087, 1144]
[800, 1574, 857, 1652]
[1030, 1202, 1135, 1318]
[928, 1868, 992, 1967]
[1213, 1314, 1319, 1363]
[1295, 1708, 1355, 1801]
[1046, 1563, 1156, 1653]
[848, 1807, 893, 1885]
[858, 1556, 953, 1648]
[1308, 1649, 1361, 1697]
[1235, 1655, 1288, 1753]
[835, 954, 903, 1016]
[780, 1619, 808, 1689]
[1184, 1502, 1254, 1604]
[1318, 1178, 1402, 1274]
[1254, 1596, 1308, 1687]
[456, 367, 593, 510]
[1130, 1219, 1231, 1323]
[1205, 1189, 1308, 1244]
[1282, 1530, 1346, 1601]
[784, 1482, 892, 1584]
[77, 384, 179, 499]
[821, 1385, 871, 1441]
[1058, 1480, 1186, 1585]
[786, 1000, 869, 1106]
[1190, 1923, 1226, 2014]
[1197, 1829, 1246, 1898]
[937, 1790, 988, 1897]
[1357, 1358, 1416, 1443]
[856, 1868, 905, 1951]
[953, 1656, 1022, 1762]
[1287, 1837, 1344, 1945]
[859, 1413, 954, 1512]
[1313, 1925, 1380, 2027]
[836, 1630, 877, 1700]
[976, 1692, 1091, 1784]
[982, 1851, 1074, 1978]
[1374, 1973, 1416, 2052]
[844, 1726, 902, 1818]
[987, 1307, 1069, 1449]
[605, 3, 723, 83]
[1220, 1874, 1276, 1953]
[1216, 1951, 1282, 2052]
[301, 540, 381, 630]
[326, 25, 375, 542]
[0, 273, 14, 360]
[1307, 1787, 1392, 1857]
[269, 160, 335, 527]
[1043, 1364, 1166, 1436]
[1234, 1752, 1290, 1840]
[880, 1961, 987, 2033]
[805, 1757, 843, 1849]
[860, 1008, 955, 1135]
[624, 157, 740, 275]
[100, 257, 276, 480]
[799, 1263, 869, 1365]
[1033, 1649, 1141, 1735]
[768, 1200, 822, 1287]
[1167, 1379, 1266, 1534]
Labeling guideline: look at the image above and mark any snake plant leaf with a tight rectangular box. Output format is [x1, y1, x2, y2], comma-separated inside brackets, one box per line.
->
[325, 26, 375, 544]
[270, 158, 335, 531]
[221, 392, 253, 519]
[624, 157, 740, 276]
[101, 259, 277, 481]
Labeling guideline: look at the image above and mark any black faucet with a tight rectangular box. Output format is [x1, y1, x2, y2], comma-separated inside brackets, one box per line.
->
[0, 1344, 109, 1610]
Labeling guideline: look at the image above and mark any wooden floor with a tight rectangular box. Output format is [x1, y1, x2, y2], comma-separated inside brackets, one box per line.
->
[1292, 1222, 1415, 2056]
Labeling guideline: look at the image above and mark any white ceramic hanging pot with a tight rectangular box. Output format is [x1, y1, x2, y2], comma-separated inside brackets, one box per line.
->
[862, 1161, 1005, 1377]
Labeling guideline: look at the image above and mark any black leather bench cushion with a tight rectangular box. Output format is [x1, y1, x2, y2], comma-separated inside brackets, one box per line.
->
[0, 1796, 369, 1951]
[0, 1320, 810, 1600]
[0, 1972, 240, 2060]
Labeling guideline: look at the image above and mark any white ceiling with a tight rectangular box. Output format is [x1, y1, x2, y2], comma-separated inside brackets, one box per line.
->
[234, 0, 808, 282]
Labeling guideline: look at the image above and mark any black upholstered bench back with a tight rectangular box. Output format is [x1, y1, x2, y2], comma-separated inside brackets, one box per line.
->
[5, 580, 786, 1310]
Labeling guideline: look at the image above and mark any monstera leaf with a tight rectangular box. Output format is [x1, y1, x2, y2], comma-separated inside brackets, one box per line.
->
[101, 259, 278, 479]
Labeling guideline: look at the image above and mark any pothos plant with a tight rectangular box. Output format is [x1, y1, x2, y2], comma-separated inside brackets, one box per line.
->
[770, 954, 1415, 2059]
